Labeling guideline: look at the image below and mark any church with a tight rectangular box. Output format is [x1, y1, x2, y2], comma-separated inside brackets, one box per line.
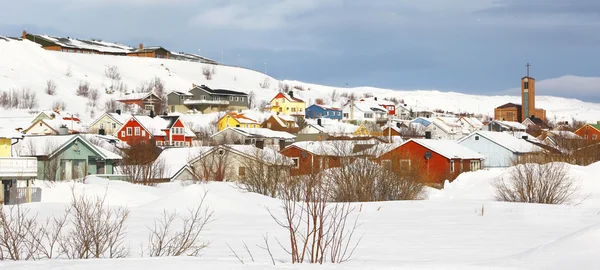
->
[494, 63, 546, 123]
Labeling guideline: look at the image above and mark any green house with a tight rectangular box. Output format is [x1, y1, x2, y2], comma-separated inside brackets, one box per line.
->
[14, 135, 122, 181]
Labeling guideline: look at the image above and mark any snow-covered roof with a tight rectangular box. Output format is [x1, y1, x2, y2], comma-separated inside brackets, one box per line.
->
[492, 120, 527, 130]
[309, 104, 342, 111]
[226, 145, 293, 165]
[219, 128, 296, 140]
[360, 97, 395, 106]
[547, 130, 581, 139]
[459, 131, 543, 154]
[270, 114, 298, 128]
[117, 92, 158, 101]
[25, 118, 85, 134]
[351, 101, 387, 113]
[155, 146, 212, 179]
[13, 135, 122, 160]
[222, 112, 259, 125]
[303, 118, 360, 135]
[89, 112, 133, 127]
[0, 128, 23, 139]
[460, 117, 484, 128]
[287, 141, 356, 156]
[132, 116, 169, 136]
[33, 34, 134, 54]
[409, 139, 485, 160]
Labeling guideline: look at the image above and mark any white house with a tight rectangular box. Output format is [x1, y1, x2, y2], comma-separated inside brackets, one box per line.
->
[457, 131, 543, 168]
[485, 120, 527, 133]
[342, 101, 387, 123]
[211, 127, 296, 150]
[299, 118, 362, 136]
[424, 118, 463, 140]
[88, 111, 132, 136]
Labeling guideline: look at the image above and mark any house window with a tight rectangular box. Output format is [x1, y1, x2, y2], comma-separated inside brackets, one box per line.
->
[171, 106, 175, 113]
[450, 160, 455, 173]
[218, 149, 225, 156]
[364, 113, 373, 118]
[142, 130, 146, 137]
[343, 113, 349, 118]
[100, 123, 104, 129]
[292, 158, 299, 168]
[267, 123, 272, 128]
[126, 127, 132, 136]
[135, 127, 140, 136]
[238, 167, 246, 176]
[475, 135, 480, 141]
[112, 123, 117, 129]
[593, 134, 598, 140]
[381, 160, 391, 170]
[235, 97, 239, 101]
[156, 141, 162, 146]
[470, 160, 481, 171]
[230, 96, 233, 101]
[241, 97, 244, 102]
[185, 142, 190, 147]
[202, 95, 206, 100]
[399, 159, 411, 169]
[121, 131, 125, 137]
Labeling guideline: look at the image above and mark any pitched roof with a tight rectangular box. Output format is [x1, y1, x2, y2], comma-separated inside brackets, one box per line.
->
[302, 118, 360, 135]
[458, 131, 543, 154]
[13, 135, 122, 160]
[28, 34, 134, 54]
[193, 85, 247, 96]
[351, 101, 387, 113]
[309, 104, 342, 111]
[286, 141, 357, 156]
[0, 128, 23, 139]
[222, 112, 259, 125]
[213, 127, 296, 140]
[408, 139, 485, 160]
[268, 114, 298, 128]
[524, 117, 550, 129]
[496, 102, 522, 109]
[490, 120, 527, 130]
[154, 146, 213, 179]
[89, 112, 133, 127]
[271, 92, 304, 103]
[117, 92, 161, 101]
[132, 115, 195, 137]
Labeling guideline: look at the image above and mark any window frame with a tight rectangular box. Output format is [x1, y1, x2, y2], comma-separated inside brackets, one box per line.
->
[126, 127, 132, 136]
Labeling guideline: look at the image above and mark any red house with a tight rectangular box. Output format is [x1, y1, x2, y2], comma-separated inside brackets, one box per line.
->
[378, 139, 484, 186]
[117, 115, 195, 147]
[574, 123, 600, 143]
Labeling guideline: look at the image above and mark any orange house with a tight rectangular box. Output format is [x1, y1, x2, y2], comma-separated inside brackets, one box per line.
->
[126, 44, 170, 59]
[575, 123, 600, 143]
[377, 139, 484, 185]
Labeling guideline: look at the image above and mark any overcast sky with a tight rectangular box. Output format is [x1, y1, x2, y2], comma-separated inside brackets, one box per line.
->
[1, 0, 599, 101]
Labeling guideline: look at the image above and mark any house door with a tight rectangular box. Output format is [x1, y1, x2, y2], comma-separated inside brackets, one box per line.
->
[97, 161, 106, 174]
[72, 160, 86, 179]
[60, 160, 72, 180]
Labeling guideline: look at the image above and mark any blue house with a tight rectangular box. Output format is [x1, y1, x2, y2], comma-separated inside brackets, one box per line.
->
[305, 104, 342, 120]
[457, 131, 543, 168]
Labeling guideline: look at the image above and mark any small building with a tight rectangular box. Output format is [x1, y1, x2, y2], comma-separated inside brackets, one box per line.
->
[24, 119, 84, 135]
[485, 120, 527, 133]
[494, 102, 522, 122]
[342, 100, 388, 123]
[22, 31, 132, 55]
[261, 114, 299, 134]
[211, 127, 296, 150]
[574, 123, 600, 143]
[0, 129, 37, 204]
[457, 131, 543, 168]
[299, 118, 370, 137]
[305, 104, 342, 120]
[217, 112, 261, 131]
[117, 92, 162, 114]
[359, 97, 396, 116]
[116, 115, 196, 147]
[13, 135, 122, 180]
[88, 110, 132, 136]
[424, 118, 462, 140]
[537, 130, 582, 153]
[126, 44, 170, 59]
[167, 85, 249, 114]
[31, 110, 81, 124]
[378, 139, 484, 185]
[270, 91, 306, 117]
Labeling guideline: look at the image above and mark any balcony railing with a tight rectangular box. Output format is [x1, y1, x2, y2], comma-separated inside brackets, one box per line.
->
[183, 99, 230, 105]
[0, 157, 38, 179]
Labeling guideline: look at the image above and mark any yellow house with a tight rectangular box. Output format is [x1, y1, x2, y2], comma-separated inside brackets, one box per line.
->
[217, 112, 261, 131]
[354, 124, 372, 136]
[0, 129, 23, 157]
[270, 92, 306, 116]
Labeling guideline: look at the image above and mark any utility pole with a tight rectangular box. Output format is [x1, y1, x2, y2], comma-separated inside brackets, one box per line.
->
[221, 44, 224, 63]
[264, 62, 268, 75]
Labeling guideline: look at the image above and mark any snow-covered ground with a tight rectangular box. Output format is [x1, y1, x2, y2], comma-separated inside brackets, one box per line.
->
[1, 38, 600, 126]
[2, 162, 600, 269]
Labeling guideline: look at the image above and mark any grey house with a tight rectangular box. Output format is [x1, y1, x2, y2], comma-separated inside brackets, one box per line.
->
[168, 84, 249, 114]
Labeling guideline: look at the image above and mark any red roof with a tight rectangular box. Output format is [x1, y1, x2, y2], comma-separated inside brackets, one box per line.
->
[270, 92, 304, 103]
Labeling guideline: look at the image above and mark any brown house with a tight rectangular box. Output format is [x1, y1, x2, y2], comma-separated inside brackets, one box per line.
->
[261, 114, 299, 134]
[22, 30, 130, 55]
[117, 92, 162, 113]
[494, 102, 522, 122]
[126, 44, 170, 59]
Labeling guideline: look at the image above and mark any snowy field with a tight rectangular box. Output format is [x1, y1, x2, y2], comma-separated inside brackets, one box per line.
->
[2, 162, 600, 269]
[1, 38, 600, 125]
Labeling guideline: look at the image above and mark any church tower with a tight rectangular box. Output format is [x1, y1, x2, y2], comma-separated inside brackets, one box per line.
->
[521, 63, 535, 122]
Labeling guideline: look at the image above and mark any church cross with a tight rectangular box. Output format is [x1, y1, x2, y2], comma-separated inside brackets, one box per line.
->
[526, 63, 531, 77]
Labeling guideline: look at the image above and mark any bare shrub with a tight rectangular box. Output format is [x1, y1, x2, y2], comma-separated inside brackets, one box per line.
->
[104, 98, 122, 113]
[270, 174, 361, 264]
[149, 77, 167, 114]
[192, 146, 230, 181]
[45, 79, 57, 95]
[52, 100, 67, 111]
[87, 88, 100, 108]
[278, 82, 291, 93]
[119, 140, 165, 185]
[293, 85, 304, 91]
[65, 66, 73, 77]
[76, 81, 91, 97]
[237, 148, 292, 197]
[259, 78, 271, 89]
[329, 89, 340, 103]
[107, 80, 127, 94]
[493, 158, 578, 204]
[105, 65, 122, 81]
[20, 87, 38, 110]
[247, 90, 256, 109]
[59, 188, 131, 259]
[145, 193, 213, 257]
[202, 66, 213, 80]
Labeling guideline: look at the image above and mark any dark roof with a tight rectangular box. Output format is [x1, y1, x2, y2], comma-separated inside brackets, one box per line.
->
[160, 115, 180, 129]
[496, 102, 522, 109]
[196, 85, 247, 96]
[129, 47, 170, 54]
[526, 117, 550, 129]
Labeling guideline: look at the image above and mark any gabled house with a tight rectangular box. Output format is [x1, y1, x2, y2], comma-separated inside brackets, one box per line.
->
[0, 129, 37, 203]
[537, 130, 582, 153]
[31, 110, 81, 123]
[13, 135, 122, 180]
[359, 97, 396, 116]
[217, 112, 261, 131]
[262, 114, 299, 134]
[574, 123, 600, 143]
[395, 104, 412, 120]
[378, 139, 484, 185]
[457, 131, 543, 168]
[280, 140, 379, 176]
[126, 44, 170, 59]
[485, 120, 527, 133]
[24, 118, 85, 135]
[211, 127, 296, 150]
[305, 104, 342, 120]
[22, 31, 132, 55]
[117, 92, 162, 114]
[270, 91, 306, 117]
[381, 122, 425, 139]
[424, 118, 462, 140]
[299, 118, 370, 137]
[342, 100, 388, 123]
[116, 115, 196, 147]
[88, 110, 132, 136]
[458, 117, 484, 133]
[167, 85, 249, 114]
[522, 116, 550, 137]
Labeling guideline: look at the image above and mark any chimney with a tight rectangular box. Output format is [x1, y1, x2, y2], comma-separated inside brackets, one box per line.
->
[316, 98, 323, 105]
[22, 30, 27, 39]
[317, 118, 322, 127]
[139, 43, 144, 50]
[597, 121, 600, 125]
[396, 122, 401, 128]
[288, 91, 293, 98]
[150, 110, 156, 118]
[374, 97, 378, 101]
[521, 135, 529, 140]
[116, 109, 121, 115]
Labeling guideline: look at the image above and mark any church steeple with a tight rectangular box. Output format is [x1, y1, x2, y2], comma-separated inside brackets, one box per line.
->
[526, 62, 530, 77]
[521, 63, 535, 122]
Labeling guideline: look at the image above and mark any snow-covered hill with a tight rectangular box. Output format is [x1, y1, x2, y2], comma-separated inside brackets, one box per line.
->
[1, 38, 599, 125]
